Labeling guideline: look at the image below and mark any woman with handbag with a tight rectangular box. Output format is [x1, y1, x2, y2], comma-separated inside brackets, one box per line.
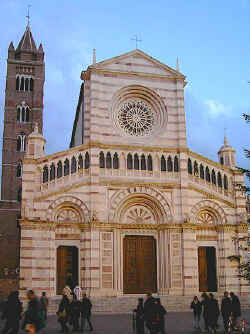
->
[57, 294, 70, 333]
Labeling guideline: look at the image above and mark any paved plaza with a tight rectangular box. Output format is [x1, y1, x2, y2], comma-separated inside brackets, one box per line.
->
[1, 310, 249, 334]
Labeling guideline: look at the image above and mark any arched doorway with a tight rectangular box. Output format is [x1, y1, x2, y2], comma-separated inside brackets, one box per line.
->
[123, 235, 157, 294]
[57, 246, 79, 294]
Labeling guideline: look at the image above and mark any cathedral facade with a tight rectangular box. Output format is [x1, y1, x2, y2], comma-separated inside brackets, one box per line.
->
[18, 47, 249, 299]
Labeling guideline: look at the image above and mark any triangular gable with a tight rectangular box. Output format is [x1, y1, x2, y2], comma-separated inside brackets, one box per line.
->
[91, 49, 185, 78]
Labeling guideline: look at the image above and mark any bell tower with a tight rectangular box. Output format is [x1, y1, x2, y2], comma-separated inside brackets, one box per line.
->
[0, 23, 45, 281]
[1, 24, 44, 200]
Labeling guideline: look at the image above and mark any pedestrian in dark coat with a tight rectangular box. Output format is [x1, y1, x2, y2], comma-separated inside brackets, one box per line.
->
[69, 295, 81, 332]
[144, 293, 155, 332]
[80, 293, 93, 332]
[230, 292, 241, 330]
[201, 292, 209, 331]
[57, 294, 70, 333]
[134, 298, 144, 334]
[190, 296, 202, 329]
[155, 298, 167, 334]
[1, 291, 23, 334]
[221, 291, 232, 333]
[22, 290, 44, 334]
[207, 293, 220, 332]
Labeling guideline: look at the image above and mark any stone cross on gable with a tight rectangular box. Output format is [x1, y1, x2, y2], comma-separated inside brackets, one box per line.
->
[131, 35, 142, 49]
[26, 5, 31, 26]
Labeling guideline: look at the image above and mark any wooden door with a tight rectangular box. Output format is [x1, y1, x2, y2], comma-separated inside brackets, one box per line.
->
[57, 246, 79, 294]
[198, 247, 208, 292]
[123, 236, 157, 294]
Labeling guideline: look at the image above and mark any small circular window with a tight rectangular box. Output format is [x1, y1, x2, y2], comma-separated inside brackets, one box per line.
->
[117, 100, 154, 137]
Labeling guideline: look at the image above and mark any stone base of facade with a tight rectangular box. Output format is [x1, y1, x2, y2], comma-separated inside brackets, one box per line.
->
[47, 294, 250, 315]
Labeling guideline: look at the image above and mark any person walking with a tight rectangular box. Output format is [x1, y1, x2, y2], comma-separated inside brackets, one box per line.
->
[144, 293, 155, 333]
[70, 295, 81, 332]
[40, 292, 49, 321]
[57, 294, 70, 333]
[230, 292, 241, 330]
[190, 296, 202, 330]
[201, 293, 209, 332]
[155, 298, 167, 334]
[134, 298, 144, 334]
[145, 298, 162, 334]
[80, 293, 93, 332]
[73, 286, 82, 301]
[22, 290, 44, 334]
[1, 291, 23, 334]
[221, 291, 232, 333]
[207, 293, 220, 333]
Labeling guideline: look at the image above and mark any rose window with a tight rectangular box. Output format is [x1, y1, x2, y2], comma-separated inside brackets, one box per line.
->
[117, 100, 154, 136]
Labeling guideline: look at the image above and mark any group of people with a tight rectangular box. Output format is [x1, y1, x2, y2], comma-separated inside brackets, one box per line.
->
[57, 286, 93, 333]
[1, 290, 48, 334]
[191, 291, 241, 333]
[133, 293, 167, 334]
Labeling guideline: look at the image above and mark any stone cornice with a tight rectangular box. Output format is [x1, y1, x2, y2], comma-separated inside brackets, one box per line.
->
[188, 185, 235, 208]
[19, 219, 249, 233]
[100, 180, 180, 189]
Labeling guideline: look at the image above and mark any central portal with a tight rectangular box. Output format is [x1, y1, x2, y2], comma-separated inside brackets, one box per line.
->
[123, 235, 157, 294]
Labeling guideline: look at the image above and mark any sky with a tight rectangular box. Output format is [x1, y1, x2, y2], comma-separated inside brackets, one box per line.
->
[0, 0, 249, 182]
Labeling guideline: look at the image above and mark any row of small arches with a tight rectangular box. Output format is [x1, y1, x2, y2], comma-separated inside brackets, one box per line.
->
[99, 152, 179, 172]
[187, 158, 228, 189]
[16, 76, 34, 92]
[42, 153, 90, 183]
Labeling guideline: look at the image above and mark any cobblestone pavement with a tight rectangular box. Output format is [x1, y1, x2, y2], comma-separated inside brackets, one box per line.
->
[0, 310, 249, 334]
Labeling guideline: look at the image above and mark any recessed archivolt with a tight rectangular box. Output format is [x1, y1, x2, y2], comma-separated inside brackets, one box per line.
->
[47, 195, 89, 223]
[190, 200, 227, 225]
[109, 187, 171, 223]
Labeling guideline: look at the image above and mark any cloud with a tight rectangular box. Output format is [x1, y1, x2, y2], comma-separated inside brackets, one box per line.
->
[204, 99, 232, 118]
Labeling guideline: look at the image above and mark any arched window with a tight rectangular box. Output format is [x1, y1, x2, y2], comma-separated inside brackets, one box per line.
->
[174, 156, 179, 172]
[25, 78, 29, 91]
[188, 158, 192, 174]
[220, 157, 224, 165]
[57, 161, 62, 178]
[223, 175, 228, 190]
[64, 159, 69, 176]
[43, 165, 48, 183]
[205, 167, 210, 182]
[167, 156, 173, 172]
[78, 154, 83, 169]
[113, 152, 119, 169]
[71, 156, 77, 173]
[200, 164, 204, 179]
[194, 161, 199, 176]
[127, 153, 133, 170]
[106, 152, 112, 169]
[17, 187, 22, 202]
[134, 154, 139, 170]
[16, 76, 20, 91]
[161, 155, 166, 171]
[218, 172, 222, 188]
[50, 163, 55, 180]
[99, 151, 105, 168]
[17, 134, 26, 152]
[147, 155, 153, 171]
[20, 77, 24, 91]
[30, 78, 34, 91]
[26, 107, 30, 122]
[141, 154, 146, 170]
[211, 169, 216, 185]
[17, 136, 22, 151]
[84, 152, 90, 169]
[17, 104, 30, 123]
[17, 162, 22, 178]
[17, 107, 21, 121]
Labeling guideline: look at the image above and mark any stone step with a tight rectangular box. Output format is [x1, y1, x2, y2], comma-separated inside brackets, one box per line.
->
[47, 295, 250, 315]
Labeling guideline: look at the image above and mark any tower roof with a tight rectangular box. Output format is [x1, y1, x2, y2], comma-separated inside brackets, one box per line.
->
[16, 24, 37, 52]
[218, 135, 235, 154]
